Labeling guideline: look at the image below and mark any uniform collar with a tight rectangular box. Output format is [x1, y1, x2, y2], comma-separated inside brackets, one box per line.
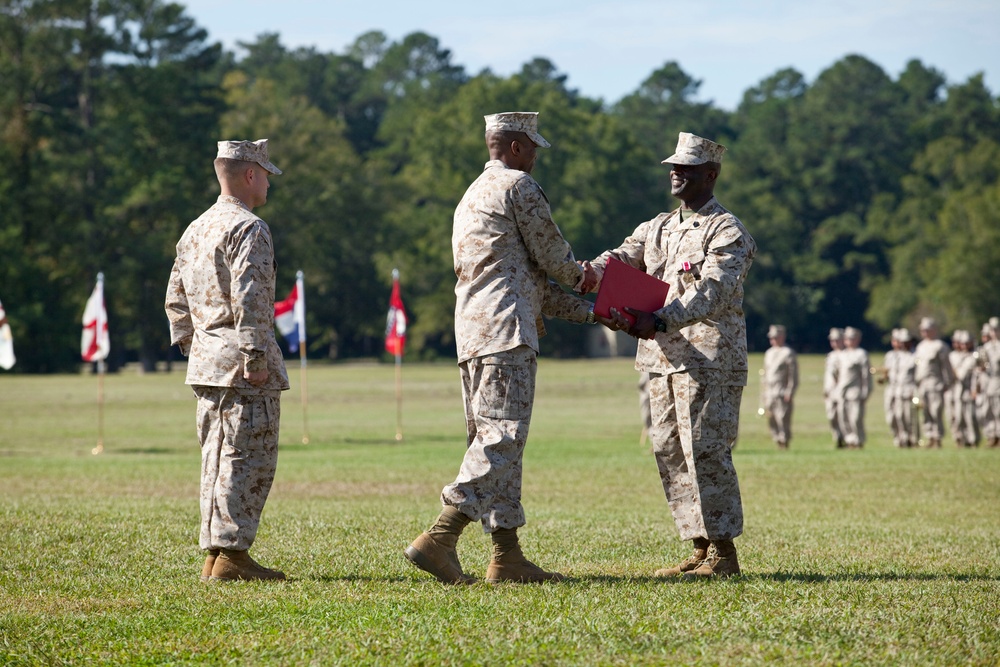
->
[217, 194, 251, 211]
[671, 196, 719, 227]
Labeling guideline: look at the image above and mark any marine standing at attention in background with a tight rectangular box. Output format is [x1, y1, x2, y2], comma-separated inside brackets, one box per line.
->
[913, 317, 956, 448]
[883, 328, 919, 448]
[761, 324, 798, 449]
[824, 328, 845, 448]
[977, 319, 1000, 447]
[165, 139, 289, 582]
[835, 327, 872, 449]
[948, 329, 979, 447]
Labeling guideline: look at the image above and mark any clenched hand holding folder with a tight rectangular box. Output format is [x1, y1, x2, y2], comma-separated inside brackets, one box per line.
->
[593, 258, 671, 326]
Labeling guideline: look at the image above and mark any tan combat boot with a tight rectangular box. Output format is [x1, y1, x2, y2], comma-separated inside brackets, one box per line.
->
[684, 539, 741, 579]
[200, 549, 219, 583]
[404, 506, 476, 585]
[210, 549, 286, 582]
[484, 528, 564, 583]
[654, 537, 711, 577]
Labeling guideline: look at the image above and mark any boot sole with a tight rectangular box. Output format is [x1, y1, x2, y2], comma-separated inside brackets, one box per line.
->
[403, 546, 475, 585]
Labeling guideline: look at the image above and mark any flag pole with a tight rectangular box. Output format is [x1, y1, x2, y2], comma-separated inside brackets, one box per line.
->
[300, 340, 310, 444]
[82, 272, 109, 456]
[92, 359, 105, 455]
[395, 351, 403, 441]
[386, 268, 407, 442]
[296, 270, 309, 444]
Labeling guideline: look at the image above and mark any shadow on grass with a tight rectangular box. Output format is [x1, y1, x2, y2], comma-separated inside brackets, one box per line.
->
[337, 435, 459, 446]
[310, 574, 413, 583]
[544, 572, 1000, 584]
[749, 571, 1000, 583]
[110, 447, 176, 455]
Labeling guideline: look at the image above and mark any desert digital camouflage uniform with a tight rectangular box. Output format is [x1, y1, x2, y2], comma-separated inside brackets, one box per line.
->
[977, 333, 1000, 446]
[590, 195, 755, 542]
[914, 328, 956, 445]
[834, 334, 872, 448]
[442, 158, 591, 531]
[824, 329, 844, 447]
[762, 332, 798, 448]
[884, 331, 919, 448]
[165, 189, 289, 552]
[949, 331, 979, 446]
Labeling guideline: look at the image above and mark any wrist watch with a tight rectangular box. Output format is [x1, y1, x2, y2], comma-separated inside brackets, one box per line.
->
[653, 315, 668, 333]
[586, 306, 596, 325]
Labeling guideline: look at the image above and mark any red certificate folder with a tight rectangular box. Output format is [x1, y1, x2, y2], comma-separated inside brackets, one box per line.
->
[594, 257, 670, 326]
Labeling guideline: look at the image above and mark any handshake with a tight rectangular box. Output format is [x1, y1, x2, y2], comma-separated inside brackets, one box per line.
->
[573, 259, 661, 340]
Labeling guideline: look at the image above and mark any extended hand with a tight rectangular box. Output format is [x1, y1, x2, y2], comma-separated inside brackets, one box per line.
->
[595, 307, 632, 332]
[575, 260, 599, 294]
[623, 307, 658, 340]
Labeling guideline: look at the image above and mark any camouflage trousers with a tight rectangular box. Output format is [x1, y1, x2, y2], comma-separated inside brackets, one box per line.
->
[825, 396, 842, 444]
[918, 384, 947, 441]
[194, 386, 281, 551]
[979, 394, 1000, 440]
[887, 394, 919, 447]
[441, 345, 536, 533]
[838, 397, 867, 446]
[950, 393, 979, 445]
[765, 394, 793, 445]
[648, 372, 743, 542]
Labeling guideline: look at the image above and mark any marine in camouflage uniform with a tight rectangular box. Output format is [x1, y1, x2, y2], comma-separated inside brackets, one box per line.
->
[824, 328, 845, 448]
[762, 324, 798, 449]
[165, 139, 289, 582]
[405, 112, 612, 585]
[976, 320, 1000, 447]
[884, 328, 919, 448]
[589, 132, 755, 579]
[834, 327, 872, 448]
[948, 330, 979, 447]
[913, 317, 956, 448]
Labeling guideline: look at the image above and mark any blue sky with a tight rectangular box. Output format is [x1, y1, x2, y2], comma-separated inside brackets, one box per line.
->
[185, 0, 998, 109]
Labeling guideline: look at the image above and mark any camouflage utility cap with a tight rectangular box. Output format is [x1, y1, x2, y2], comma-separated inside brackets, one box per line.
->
[919, 317, 936, 331]
[844, 326, 861, 339]
[767, 324, 786, 338]
[828, 328, 844, 341]
[484, 112, 551, 148]
[662, 132, 726, 165]
[217, 139, 282, 175]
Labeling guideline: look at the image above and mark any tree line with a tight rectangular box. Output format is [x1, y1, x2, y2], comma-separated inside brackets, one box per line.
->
[2, 0, 999, 373]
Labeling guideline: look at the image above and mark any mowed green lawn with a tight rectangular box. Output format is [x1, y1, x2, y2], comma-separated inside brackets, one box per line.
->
[1, 353, 998, 666]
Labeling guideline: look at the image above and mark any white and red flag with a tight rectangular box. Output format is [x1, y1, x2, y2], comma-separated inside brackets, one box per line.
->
[385, 269, 407, 357]
[81, 273, 110, 362]
[0, 296, 14, 370]
[275, 270, 306, 353]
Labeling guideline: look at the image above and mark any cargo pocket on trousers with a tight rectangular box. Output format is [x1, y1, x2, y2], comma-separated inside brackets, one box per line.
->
[478, 362, 532, 421]
[246, 395, 274, 438]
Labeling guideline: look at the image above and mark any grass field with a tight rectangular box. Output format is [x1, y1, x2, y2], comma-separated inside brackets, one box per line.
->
[1, 353, 998, 666]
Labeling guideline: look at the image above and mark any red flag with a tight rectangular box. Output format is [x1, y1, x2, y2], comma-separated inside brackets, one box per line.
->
[81, 273, 110, 362]
[385, 269, 407, 357]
